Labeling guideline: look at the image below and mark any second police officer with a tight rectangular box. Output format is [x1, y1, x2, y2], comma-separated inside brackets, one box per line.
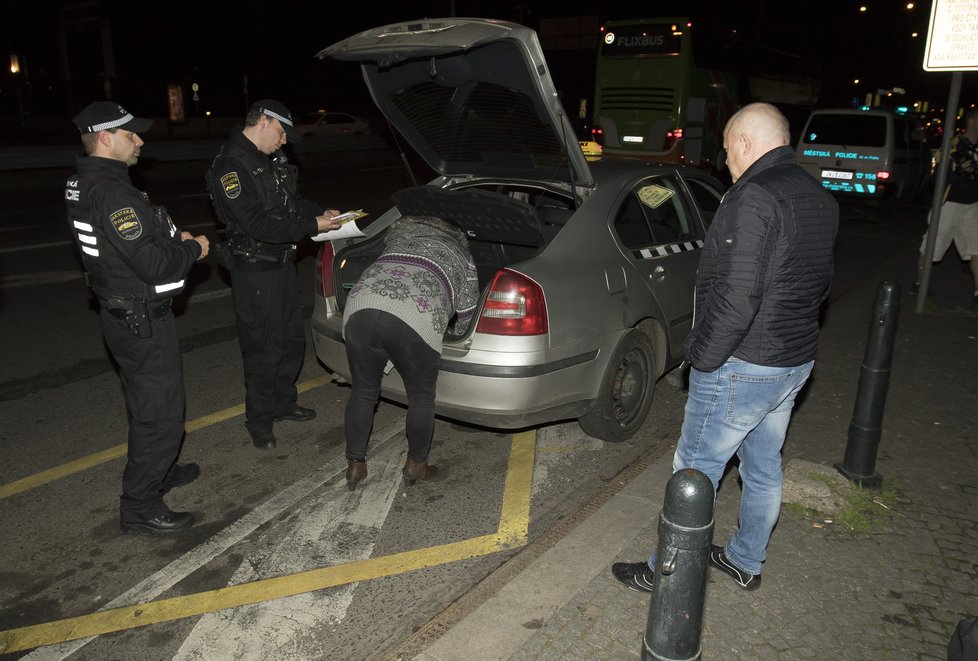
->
[206, 100, 342, 450]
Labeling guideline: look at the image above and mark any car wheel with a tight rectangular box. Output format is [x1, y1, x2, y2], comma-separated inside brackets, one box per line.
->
[578, 329, 656, 443]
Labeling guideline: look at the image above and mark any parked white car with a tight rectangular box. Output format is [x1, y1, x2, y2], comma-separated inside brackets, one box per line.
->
[294, 111, 372, 138]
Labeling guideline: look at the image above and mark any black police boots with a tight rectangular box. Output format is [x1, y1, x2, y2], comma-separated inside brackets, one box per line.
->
[273, 405, 317, 423]
[120, 509, 195, 535]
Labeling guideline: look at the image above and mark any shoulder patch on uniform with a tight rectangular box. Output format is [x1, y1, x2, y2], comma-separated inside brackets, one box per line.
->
[109, 207, 142, 240]
[221, 171, 241, 199]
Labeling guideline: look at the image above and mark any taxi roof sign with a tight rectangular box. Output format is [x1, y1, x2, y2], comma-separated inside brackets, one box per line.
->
[923, 0, 978, 72]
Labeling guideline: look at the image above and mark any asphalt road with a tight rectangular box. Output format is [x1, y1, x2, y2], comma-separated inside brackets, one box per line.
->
[0, 152, 943, 660]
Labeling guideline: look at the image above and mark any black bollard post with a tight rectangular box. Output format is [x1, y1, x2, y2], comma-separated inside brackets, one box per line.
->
[835, 280, 901, 489]
[642, 468, 714, 661]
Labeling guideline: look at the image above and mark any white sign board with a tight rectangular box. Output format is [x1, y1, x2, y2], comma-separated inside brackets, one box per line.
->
[923, 0, 978, 71]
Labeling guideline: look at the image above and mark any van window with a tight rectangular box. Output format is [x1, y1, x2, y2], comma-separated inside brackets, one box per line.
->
[803, 115, 887, 147]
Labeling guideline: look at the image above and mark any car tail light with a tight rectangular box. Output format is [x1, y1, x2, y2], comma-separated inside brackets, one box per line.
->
[317, 242, 336, 298]
[591, 126, 604, 146]
[476, 269, 548, 336]
[663, 128, 683, 152]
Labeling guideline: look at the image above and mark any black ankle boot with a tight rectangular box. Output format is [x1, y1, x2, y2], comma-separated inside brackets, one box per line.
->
[402, 458, 438, 486]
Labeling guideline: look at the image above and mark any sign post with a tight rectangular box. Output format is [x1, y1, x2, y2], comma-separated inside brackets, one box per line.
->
[917, 0, 978, 314]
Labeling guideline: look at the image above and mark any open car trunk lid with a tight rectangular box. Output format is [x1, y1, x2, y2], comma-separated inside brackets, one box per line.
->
[316, 17, 594, 189]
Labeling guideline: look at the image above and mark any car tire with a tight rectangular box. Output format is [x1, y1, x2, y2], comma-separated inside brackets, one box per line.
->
[578, 329, 657, 443]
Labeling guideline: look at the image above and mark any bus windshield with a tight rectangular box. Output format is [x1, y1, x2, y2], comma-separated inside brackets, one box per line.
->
[599, 23, 682, 58]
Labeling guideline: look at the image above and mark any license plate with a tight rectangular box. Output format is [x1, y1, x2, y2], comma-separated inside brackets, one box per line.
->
[821, 169, 853, 181]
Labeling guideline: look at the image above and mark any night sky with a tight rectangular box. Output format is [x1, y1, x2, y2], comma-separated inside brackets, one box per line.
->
[3, 0, 976, 128]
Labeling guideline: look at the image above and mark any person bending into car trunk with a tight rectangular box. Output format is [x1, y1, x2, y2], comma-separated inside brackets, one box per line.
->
[612, 103, 839, 593]
[205, 99, 342, 450]
[342, 215, 480, 490]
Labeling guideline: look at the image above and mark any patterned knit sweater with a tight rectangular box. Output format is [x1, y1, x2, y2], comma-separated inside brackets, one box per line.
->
[343, 216, 480, 352]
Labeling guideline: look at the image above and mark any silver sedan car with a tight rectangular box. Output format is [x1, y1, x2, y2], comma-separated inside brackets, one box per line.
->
[311, 18, 724, 442]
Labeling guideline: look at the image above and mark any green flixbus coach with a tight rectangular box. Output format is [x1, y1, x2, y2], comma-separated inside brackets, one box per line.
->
[594, 17, 818, 171]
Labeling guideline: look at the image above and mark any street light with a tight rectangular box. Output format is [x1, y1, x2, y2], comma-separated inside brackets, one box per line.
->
[10, 53, 25, 126]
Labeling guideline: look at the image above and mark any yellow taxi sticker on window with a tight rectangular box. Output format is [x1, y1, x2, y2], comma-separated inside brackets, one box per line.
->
[637, 184, 675, 209]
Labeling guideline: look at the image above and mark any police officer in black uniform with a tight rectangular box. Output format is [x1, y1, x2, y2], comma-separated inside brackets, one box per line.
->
[66, 101, 210, 534]
[206, 100, 341, 449]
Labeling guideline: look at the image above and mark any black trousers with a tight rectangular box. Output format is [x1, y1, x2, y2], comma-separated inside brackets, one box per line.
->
[100, 306, 185, 521]
[229, 263, 305, 434]
[344, 309, 441, 463]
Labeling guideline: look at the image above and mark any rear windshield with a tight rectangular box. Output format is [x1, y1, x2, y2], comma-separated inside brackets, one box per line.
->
[802, 114, 887, 147]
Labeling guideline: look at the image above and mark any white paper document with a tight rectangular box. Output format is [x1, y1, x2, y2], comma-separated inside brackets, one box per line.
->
[311, 221, 366, 242]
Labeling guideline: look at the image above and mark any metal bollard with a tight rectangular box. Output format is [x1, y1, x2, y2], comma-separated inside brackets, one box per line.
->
[642, 468, 714, 661]
[835, 280, 901, 489]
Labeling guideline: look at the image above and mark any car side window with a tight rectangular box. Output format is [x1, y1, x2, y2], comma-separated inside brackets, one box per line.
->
[685, 178, 723, 229]
[327, 114, 353, 125]
[615, 195, 655, 249]
[614, 176, 697, 250]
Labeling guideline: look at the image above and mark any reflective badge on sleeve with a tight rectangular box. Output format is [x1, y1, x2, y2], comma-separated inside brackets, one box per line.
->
[109, 207, 142, 240]
[221, 171, 241, 199]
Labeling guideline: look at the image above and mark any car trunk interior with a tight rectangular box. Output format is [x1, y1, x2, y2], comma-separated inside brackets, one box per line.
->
[332, 184, 573, 337]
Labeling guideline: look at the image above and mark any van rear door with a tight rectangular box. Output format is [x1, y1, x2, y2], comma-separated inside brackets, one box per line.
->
[797, 111, 890, 197]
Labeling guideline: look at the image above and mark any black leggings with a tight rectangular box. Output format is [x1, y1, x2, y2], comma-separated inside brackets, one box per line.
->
[344, 309, 441, 463]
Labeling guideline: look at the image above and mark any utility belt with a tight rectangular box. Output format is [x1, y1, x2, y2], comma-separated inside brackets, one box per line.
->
[100, 296, 171, 338]
[217, 236, 297, 272]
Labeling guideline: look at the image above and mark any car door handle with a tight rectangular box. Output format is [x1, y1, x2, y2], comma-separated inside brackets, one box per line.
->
[650, 266, 666, 280]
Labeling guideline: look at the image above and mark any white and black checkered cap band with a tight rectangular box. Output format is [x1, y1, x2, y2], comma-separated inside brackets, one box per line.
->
[260, 108, 294, 128]
[88, 113, 135, 133]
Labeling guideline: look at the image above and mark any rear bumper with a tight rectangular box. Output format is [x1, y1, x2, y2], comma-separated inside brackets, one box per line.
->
[311, 318, 601, 430]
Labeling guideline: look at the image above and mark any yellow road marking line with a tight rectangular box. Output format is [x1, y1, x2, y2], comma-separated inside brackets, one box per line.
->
[0, 430, 537, 654]
[0, 375, 334, 500]
[496, 431, 535, 546]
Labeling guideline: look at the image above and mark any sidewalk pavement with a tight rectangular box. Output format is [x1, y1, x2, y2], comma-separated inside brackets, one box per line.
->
[397, 238, 978, 659]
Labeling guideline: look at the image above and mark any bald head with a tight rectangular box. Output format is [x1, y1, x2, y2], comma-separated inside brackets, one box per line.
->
[723, 103, 791, 182]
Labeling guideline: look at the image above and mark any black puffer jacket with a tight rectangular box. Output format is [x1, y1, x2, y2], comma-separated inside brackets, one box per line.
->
[684, 145, 839, 371]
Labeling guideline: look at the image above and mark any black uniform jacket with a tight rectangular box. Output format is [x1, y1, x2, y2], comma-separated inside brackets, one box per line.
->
[684, 145, 839, 371]
[207, 130, 323, 245]
[66, 156, 201, 300]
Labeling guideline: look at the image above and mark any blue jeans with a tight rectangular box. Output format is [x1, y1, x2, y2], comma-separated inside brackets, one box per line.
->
[648, 357, 813, 575]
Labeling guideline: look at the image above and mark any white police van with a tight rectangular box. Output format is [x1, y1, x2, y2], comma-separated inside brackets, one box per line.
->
[796, 108, 931, 201]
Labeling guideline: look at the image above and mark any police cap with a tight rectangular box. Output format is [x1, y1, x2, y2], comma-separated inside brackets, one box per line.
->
[73, 101, 153, 135]
[251, 99, 302, 143]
